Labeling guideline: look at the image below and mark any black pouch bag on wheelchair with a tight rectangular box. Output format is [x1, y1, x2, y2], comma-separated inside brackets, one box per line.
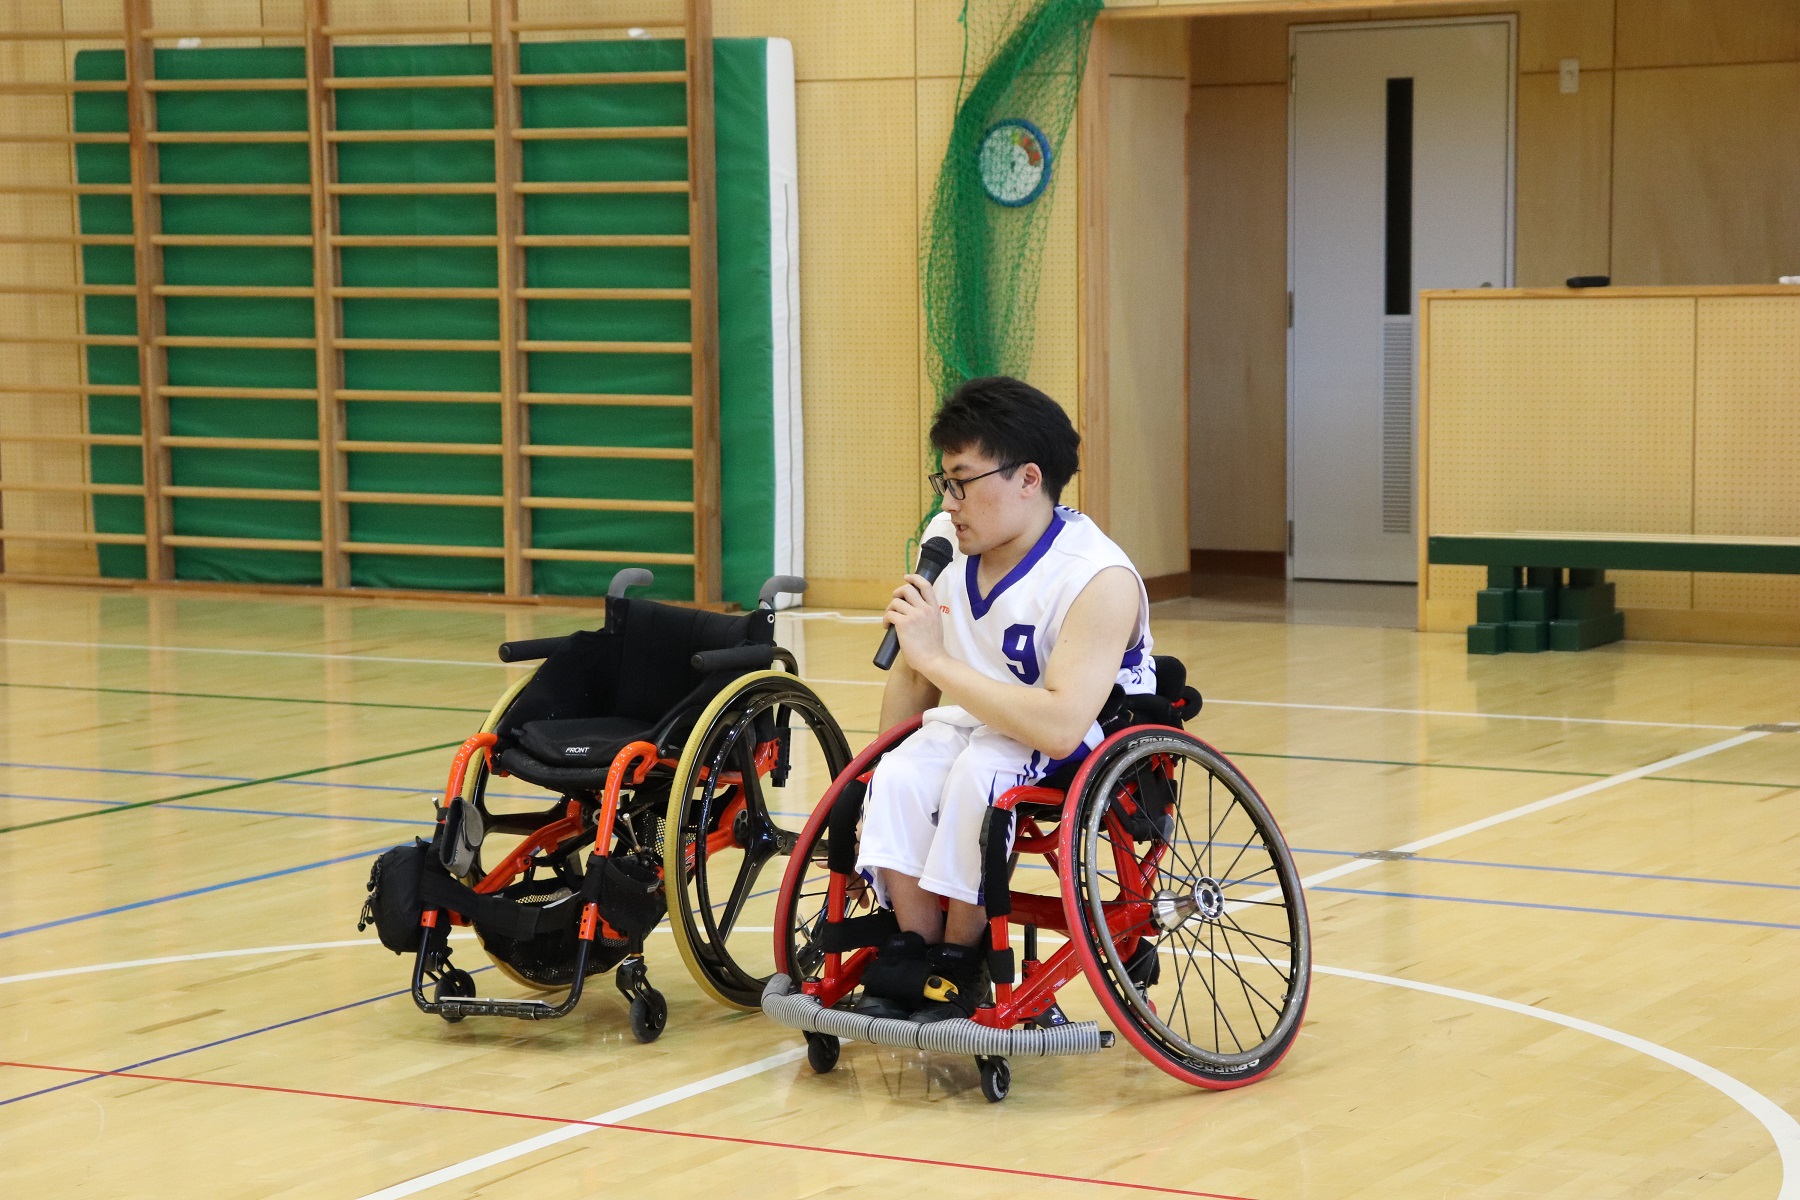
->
[465, 850, 666, 987]
[358, 839, 432, 955]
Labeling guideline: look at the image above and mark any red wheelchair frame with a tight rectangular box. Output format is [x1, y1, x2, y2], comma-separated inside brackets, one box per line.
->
[766, 712, 1311, 1101]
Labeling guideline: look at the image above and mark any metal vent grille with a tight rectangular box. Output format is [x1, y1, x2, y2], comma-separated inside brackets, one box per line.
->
[1381, 315, 1416, 534]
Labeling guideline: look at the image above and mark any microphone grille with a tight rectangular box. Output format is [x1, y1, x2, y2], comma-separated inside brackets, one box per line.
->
[918, 535, 955, 567]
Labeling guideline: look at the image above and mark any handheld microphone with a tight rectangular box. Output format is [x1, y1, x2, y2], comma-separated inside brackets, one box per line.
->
[873, 535, 955, 670]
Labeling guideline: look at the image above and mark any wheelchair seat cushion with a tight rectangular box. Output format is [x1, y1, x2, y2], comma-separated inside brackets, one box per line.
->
[516, 715, 657, 769]
[493, 745, 626, 794]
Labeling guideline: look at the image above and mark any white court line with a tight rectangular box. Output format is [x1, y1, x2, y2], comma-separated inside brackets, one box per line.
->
[1312, 962, 1800, 1200]
[0, 929, 780, 989]
[354, 1047, 807, 1200]
[1282, 730, 1769, 895]
[1201, 697, 1745, 732]
[804, 678, 1748, 732]
[3, 635, 1756, 732]
[0, 935, 472, 987]
[0, 637, 518, 670]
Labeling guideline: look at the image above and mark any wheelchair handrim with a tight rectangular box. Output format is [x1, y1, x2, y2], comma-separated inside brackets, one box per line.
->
[1063, 728, 1311, 1083]
[666, 671, 851, 1010]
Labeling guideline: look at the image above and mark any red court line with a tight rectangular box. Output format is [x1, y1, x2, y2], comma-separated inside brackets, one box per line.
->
[0, 1059, 1257, 1199]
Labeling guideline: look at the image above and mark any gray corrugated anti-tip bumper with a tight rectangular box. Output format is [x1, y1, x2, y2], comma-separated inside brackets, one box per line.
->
[760, 974, 1114, 1057]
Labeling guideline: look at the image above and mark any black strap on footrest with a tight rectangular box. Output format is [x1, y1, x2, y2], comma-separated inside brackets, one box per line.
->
[817, 908, 899, 953]
[417, 866, 578, 943]
[988, 946, 1017, 986]
[979, 808, 1014, 918]
[826, 778, 867, 875]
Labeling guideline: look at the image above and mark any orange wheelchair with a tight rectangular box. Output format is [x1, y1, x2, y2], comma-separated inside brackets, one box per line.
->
[359, 570, 851, 1040]
[759, 657, 1310, 1100]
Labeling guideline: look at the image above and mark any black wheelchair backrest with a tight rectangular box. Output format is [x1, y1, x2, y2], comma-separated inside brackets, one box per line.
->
[608, 596, 774, 723]
[495, 597, 773, 740]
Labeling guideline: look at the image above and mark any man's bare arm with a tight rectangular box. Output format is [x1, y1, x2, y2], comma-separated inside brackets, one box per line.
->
[889, 566, 1139, 758]
[878, 650, 941, 734]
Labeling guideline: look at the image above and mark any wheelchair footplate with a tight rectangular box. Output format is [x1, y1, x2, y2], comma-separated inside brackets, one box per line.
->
[760, 973, 1113, 1058]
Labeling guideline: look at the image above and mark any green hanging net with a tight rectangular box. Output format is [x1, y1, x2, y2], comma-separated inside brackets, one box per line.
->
[922, 0, 1104, 401]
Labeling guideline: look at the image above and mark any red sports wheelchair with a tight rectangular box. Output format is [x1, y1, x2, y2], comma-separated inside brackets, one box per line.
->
[760, 656, 1311, 1101]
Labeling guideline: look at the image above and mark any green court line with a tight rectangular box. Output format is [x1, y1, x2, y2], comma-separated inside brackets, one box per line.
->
[1219, 749, 1797, 791]
[0, 741, 462, 836]
[0, 680, 486, 715]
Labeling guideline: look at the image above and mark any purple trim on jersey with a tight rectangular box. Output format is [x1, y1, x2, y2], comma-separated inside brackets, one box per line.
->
[1121, 636, 1145, 671]
[965, 510, 1067, 620]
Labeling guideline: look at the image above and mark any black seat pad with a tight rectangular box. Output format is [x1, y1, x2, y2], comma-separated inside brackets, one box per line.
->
[495, 745, 621, 793]
[518, 716, 656, 769]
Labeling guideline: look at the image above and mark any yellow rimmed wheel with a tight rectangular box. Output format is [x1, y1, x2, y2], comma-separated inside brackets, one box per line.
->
[664, 669, 852, 1009]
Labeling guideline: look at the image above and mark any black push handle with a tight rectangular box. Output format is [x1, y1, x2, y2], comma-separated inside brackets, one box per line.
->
[690, 644, 777, 675]
[497, 635, 570, 664]
[607, 567, 655, 598]
[758, 574, 807, 609]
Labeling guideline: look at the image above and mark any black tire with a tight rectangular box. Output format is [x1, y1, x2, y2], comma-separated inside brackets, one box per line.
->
[805, 1032, 841, 1074]
[434, 967, 476, 1023]
[977, 1056, 1010, 1103]
[629, 988, 668, 1043]
[667, 676, 852, 1009]
[1063, 729, 1310, 1089]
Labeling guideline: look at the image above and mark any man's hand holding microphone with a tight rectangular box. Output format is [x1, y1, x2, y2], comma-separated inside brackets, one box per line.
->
[872, 536, 955, 671]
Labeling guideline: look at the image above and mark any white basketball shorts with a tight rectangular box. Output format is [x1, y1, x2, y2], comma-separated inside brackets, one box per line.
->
[855, 705, 1094, 906]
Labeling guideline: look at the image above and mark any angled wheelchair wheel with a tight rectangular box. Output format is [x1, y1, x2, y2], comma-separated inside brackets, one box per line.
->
[665, 670, 853, 1009]
[772, 720, 917, 993]
[1061, 728, 1311, 1089]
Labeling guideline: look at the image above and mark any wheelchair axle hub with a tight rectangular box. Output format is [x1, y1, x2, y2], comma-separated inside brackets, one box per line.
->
[1152, 876, 1224, 930]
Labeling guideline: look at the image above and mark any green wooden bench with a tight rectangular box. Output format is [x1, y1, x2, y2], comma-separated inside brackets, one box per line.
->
[1427, 533, 1800, 654]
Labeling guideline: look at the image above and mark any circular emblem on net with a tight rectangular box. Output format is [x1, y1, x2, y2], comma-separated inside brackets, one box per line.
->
[977, 118, 1053, 207]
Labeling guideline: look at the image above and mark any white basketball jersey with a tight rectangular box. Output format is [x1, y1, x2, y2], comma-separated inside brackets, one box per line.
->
[923, 506, 1155, 699]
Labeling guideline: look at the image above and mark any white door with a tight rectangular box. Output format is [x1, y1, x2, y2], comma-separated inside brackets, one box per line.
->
[1289, 19, 1514, 582]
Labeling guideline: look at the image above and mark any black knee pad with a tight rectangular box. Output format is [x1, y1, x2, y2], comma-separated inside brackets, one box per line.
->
[859, 931, 934, 1004]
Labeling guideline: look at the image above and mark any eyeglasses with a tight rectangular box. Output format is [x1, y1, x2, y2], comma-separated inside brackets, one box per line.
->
[928, 463, 1017, 501]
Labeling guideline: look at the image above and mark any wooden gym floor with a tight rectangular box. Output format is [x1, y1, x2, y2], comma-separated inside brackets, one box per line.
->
[1, 580, 1797, 1198]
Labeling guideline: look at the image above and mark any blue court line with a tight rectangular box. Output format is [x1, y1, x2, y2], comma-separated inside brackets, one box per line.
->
[0, 759, 546, 802]
[1289, 846, 1800, 893]
[0, 845, 387, 941]
[0, 792, 434, 828]
[1311, 885, 1800, 931]
[0, 966, 492, 1109]
[20, 779, 1791, 901]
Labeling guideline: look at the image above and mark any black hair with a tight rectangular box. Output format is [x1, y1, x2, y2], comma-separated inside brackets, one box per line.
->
[929, 375, 1081, 503]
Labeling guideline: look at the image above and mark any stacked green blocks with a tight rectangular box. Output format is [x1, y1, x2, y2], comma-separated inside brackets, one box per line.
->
[1467, 566, 1625, 654]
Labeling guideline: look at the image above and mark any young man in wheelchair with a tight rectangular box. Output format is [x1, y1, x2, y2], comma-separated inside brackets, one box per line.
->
[857, 375, 1156, 1023]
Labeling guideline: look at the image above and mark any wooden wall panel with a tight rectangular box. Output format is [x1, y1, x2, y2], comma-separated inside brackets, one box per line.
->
[1424, 289, 1800, 640]
[1693, 296, 1800, 614]
[914, 0, 971, 80]
[913, 73, 952, 527]
[794, 78, 921, 591]
[1616, 0, 1800, 69]
[1611, 62, 1800, 286]
[1425, 295, 1695, 537]
[716, 0, 915, 81]
[1513, 0, 1614, 72]
[1514, 67, 1611, 286]
[1190, 14, 1286, 86]
[912, 69, 1081, 515]
[1188, 80, 1285, 552]
[1105, 69, 1189, 580]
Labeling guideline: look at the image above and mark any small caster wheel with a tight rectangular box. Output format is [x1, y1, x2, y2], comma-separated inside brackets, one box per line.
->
[434, 968, 476, 1023]
[804, 1032, 840, 1074]
[629, 987, 668, 1043]
[977, 1055, 1010, 1103]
